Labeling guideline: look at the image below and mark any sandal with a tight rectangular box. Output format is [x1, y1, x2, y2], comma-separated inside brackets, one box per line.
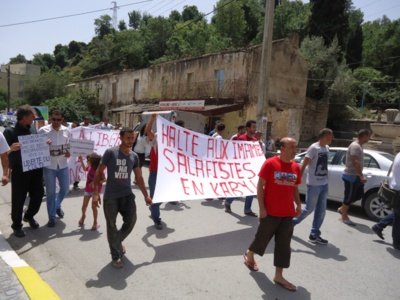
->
[91, 224, 100, 231]
[243, 253, 259, 271]
[273, 280, 297, 292]
[78, 218, 85, 227]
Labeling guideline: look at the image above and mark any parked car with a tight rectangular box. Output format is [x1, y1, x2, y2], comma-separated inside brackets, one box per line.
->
[294, 147, 394, 221]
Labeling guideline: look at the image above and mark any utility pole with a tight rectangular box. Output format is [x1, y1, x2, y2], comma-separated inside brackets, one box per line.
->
[7, 64, 10, 113]
[256, 0, 275, 137]
[111, 1, 119, 30]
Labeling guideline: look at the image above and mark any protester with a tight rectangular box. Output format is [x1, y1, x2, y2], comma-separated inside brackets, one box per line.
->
[80, 116, 92, 127]
[208, 120, 221, 136]
[255, 131, 266, 155]
[372, 151, 400, 249]
[93, 127, 152, 268]
[99, 117, 114, 130]
[293, 128, 333, 245]
[243, 137, 301, 292]
[225, 120, 258, 217]
[4, 105, 44, 237]
[133, 124, 148, 169]
[78, 153, 104, 230]
[0, 132, 10, 186]
[39, 109, 71, 228]
[338, 129, 371, 226]
[266, 135, 275, 152]
[145, 114, 163, 229]
[212, 123, 225, 139]
[230, 125, 246, 140]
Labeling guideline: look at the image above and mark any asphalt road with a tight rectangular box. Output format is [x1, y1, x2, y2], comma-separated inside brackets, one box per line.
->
[0, 166, 399, 300]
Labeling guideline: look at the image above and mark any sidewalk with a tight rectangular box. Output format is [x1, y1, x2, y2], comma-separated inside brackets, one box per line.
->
[0, 231, 59, 300]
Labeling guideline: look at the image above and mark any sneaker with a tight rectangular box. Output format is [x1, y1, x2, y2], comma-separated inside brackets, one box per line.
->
[112, 258, 124, 269]
[245, 211, 257, 217]
[308, 235, 328, 245]
[13, 229, 26, 238]
[224, 203, 232, 213]
[23, 217, 39, 229]
[154, 221, 163, 230]
[47, 220, 56, 228]
[371, 225, 384, 240]
[56, 208, 64, 219]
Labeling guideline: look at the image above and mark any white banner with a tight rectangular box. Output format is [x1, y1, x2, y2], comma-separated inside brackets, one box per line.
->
[18, 133, 51, 172]
[153, 116, 266, 203]
[68, 127, 121, 183]
[70, 138, 95, 157]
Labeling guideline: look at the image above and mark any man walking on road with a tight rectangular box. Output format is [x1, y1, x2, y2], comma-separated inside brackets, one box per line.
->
[93, 127, 152, 268]
[338, 129, 371, 225]
[293, 128, 333, 245]
[39, 109, 71, 228]
[0, 132, 10, 186]
[243, 137, 302, 292]
[4, 105, 44, 237]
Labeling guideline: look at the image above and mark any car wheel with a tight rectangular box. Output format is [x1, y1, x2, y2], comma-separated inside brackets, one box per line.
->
[364, 192, 392, 221]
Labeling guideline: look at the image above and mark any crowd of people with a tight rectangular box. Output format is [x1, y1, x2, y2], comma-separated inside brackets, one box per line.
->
[0, 105, 399, 291]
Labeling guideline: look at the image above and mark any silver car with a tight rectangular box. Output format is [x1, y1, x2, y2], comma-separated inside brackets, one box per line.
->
[295, 147, 394, 221]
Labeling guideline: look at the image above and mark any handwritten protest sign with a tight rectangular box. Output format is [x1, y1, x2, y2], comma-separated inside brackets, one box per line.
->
[68, 127, 121, 183]
[152, 116, 266, 203]
[70, 138, 95, 157]
[18, 133, 50, 172]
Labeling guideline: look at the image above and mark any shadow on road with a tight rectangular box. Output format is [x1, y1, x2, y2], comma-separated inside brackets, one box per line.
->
[85, 258, 150, 290]
[291, 236, 347, 261]
[250, 271, 311, 300]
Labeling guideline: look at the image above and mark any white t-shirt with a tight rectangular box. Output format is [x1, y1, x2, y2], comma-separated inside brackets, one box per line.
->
[390, 152, 400, 191]
[305, 141, 329, 186]
[0, 132, 10, 154]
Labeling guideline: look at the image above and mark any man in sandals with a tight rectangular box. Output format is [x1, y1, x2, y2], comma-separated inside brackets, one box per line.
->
[93, 127, 152, 268]
[243, 137, 301, 292]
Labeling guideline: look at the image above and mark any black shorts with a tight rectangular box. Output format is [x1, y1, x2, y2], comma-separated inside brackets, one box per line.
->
[343, 176, 364, 205]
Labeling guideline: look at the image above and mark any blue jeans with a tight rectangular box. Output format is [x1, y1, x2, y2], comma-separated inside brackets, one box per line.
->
[43, 167, 70, 222]
[393, 207, 400, 250]
[225, 196, 254, 213]
[375, 212, 394, 231]
[293, 184, 328, 237]
[148, 172, 161, 223]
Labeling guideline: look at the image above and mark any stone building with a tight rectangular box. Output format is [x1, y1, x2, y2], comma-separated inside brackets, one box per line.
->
[73, 36, 326, 141]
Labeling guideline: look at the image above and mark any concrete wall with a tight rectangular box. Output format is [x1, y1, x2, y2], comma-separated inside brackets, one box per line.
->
[299, 98, 330, 141]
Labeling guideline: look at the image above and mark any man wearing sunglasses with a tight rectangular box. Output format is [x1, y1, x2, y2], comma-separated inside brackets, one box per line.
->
[38, 109, 71, 227]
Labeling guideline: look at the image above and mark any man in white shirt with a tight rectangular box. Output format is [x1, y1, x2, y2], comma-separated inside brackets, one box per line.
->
[39, 109, 71, 227]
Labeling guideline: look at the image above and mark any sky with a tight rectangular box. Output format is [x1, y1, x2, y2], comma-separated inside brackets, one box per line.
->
[1, 0, 400, 65]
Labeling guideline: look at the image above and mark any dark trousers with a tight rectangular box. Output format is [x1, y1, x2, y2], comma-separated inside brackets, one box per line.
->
[103, 194, 137, 260]
[11, 167, 44, 230]
[343, 177, 364, 205]
[393, 206, 400, 250]
[249, 216, 294, 268]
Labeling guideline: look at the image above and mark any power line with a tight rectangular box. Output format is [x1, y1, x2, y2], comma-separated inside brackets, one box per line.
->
[0, 0, 153, 28]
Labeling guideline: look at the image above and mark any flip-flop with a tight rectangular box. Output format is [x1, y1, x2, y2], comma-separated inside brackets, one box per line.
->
[243, 254, 259, 271]
[273, 280, 297, 292]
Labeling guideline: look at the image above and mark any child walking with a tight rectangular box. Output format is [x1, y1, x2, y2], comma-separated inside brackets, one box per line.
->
[78, 153, 104, 230]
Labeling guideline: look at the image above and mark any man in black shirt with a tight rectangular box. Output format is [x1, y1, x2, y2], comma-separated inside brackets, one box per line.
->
[4, 105, 44, 237]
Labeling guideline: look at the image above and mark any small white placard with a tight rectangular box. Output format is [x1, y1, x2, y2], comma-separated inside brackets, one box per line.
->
[70, 138, 95, 157]
[18, 133, 51, 172]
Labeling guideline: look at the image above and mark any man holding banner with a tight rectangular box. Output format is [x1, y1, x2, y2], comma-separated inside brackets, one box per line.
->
[243, 137, 302, 292]
[39, 109, 71, 228]
[4, 105, 44, 237]
[93, 127, 152, 268]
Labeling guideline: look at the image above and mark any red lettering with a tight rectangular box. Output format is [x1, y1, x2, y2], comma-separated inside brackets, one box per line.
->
[207, 138, 215, 158]
[195, 159, 205, 178]
[209, 182, 222, 197]
[192, 181, 204, 195]
[220, 141, 229, 159]
[228, 181, 244, 196]
[180, 178, 190, 195]
[177, 152, 187, 174]
[243, 162, 256, 179]
[218, 162, 230, 180]
[191, 134, 199, 157]
[219, 182, 230, 196]
[163, 148, 175, 172]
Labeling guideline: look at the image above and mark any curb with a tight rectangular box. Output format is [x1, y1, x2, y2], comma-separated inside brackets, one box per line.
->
[0, 231, 60, 300]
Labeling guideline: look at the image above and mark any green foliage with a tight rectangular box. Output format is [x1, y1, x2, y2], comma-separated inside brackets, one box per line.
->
[118, 20, 127, 31]
[273, 0, 311, 41]
[182, 5, 204, 22]
[300, 36, 341, 100]
[32, 53, 55, 72]
[24, 71, 70, 105]
[128, 10, 142, 29]
[346, 8, 363, 69]
[9, 54, 27, 64]
[94, 15, 114, 38]
[42, 89, 95, 122]
[362, 17, 400, 78]
[141, 16, 173, 62]
[0, 89, 7, 110]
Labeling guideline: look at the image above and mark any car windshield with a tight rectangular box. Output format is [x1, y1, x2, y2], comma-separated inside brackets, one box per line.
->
[379, 152, 395, 162]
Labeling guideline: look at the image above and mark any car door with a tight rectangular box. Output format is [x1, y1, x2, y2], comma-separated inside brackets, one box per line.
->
[327, 150, 347, 201]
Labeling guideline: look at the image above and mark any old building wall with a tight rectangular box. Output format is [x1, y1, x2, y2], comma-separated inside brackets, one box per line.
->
[299, 98, 330, 141]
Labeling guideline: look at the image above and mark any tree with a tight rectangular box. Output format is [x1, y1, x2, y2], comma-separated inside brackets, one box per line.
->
[118, 20, 127, 31]
[309, 0, 349, 51]
[67, 41, 86, 60]
[141, 16, 173, 61]
[273, 0, 310, 41]
[32, 53, 55, 72]
[94, 15, 114, 38]
[0, 88, 7, 110]
[112, 30, 148, 69]
[128, 10, 142, 29]
[53, 44, 69, 69]
[169, 10, 182, 23]
[182, 5, 203, 22]
[24, 71, 70, 105]
[346, 8, 363, 69]
[42, 89, 95, 123]
[9, 54, 27, 64]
